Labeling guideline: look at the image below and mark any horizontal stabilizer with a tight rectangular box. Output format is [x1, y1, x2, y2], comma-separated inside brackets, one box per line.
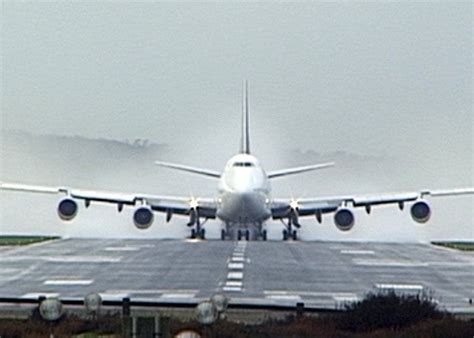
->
[267, 162, 335, 179]
[155, 161, 221, 178]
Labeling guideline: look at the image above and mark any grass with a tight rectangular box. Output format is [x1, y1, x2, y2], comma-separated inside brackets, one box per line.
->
[431, 241, 474, 251]
[0, 235, 60, 246]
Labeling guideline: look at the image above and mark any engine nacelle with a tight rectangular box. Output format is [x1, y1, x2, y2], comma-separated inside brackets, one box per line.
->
[133, 206, 154, 229]
[334, 208, 355, 231]
[410, 200, 431, 223]
[57, 198, 78, 221]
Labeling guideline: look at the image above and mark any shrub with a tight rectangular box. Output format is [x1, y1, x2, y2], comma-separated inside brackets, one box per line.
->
[337, 290, 444, 332]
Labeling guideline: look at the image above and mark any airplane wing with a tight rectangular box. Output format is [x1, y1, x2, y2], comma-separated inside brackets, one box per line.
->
[271, 188, 474, 230]
[294, 188, 474, 208]
[0, 181, 217, 220]
[155, 161, 221, 179]
[267, 162, 335, 179]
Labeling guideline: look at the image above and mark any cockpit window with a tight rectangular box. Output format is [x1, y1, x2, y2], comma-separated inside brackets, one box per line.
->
[233, 162, 254, 167]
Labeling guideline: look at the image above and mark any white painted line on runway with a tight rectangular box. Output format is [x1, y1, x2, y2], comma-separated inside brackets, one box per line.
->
[223, 286, 242, 292]
[22, 293, 60, 298]
[264, 290, 358, 298]
[100, 293, 130, 300]
[44, 279, 93, 286]
[354, 259, 429, 267]
[375, 283, 424, 290]
[228, 263, 244, 270]
[334, 296, 360, 302]
[227, 272, 244, 280]
[2, 256, 121, 263]
[264, 290, 291, 295]
[340, 250, 375, 255]
[225, 281, 243, 287]
[105, 289, 198, 295]
[266, 295, 302, 301]
[428, 261, 474, 267]
[104, 247, 140, 251]
[161, 293, 196, 299]
[232, 252, 245, 257]
[230, 257, 245, 262]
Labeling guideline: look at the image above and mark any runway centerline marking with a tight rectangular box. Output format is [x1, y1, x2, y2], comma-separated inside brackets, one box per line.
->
[223, 286, 242, 292]
[228, 263, 244, 270]
[227, 272, 244, 280]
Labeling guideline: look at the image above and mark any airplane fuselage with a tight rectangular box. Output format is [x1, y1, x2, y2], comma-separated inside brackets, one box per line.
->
[216, 153, 272, 226]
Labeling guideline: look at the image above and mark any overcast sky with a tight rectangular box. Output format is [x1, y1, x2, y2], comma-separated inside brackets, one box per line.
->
[2, 2, 472, 160]
[1, 1, 472, 240]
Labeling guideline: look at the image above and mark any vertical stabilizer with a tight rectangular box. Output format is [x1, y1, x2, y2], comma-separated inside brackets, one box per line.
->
[240, 80, 251, 154]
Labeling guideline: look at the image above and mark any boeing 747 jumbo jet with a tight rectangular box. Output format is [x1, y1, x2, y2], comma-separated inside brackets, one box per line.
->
[1, 83, 473, 240]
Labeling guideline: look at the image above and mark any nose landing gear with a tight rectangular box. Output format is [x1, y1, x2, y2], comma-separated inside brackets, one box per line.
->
[237, 229, 251, 241]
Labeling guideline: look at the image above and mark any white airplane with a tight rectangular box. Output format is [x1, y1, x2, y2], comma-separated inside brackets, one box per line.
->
[1, 82, 473, 240]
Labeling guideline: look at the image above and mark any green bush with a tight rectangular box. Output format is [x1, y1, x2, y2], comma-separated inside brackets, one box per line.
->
[337, 291, 443, 332]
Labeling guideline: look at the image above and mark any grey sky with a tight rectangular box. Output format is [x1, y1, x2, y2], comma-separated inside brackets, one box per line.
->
[1, 2, 472, 240]
[3, 2, 472, 157]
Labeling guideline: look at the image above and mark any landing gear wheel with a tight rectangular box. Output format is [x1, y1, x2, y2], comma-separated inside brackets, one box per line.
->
[261, 230, 267, 241]
[191, 229, 196, 239]
[221, 229, 226, 241]
[292, 230, 297, 241]
[237, 230, 242, 241]
[282, 229, 288, 241]
[200, 228, 206, 240]
[245, 229, 250, 241]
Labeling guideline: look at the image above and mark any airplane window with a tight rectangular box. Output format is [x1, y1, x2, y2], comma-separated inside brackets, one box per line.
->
[233, 162, 254, 167]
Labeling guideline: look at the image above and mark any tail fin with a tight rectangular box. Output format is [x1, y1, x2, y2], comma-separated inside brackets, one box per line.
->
[240, 80, 251, 154]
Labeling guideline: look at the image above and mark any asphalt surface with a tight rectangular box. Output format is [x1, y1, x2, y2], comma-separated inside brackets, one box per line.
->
[0, 239, 473, 313]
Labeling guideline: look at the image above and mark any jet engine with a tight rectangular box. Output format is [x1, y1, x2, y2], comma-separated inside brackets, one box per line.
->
[133, 206, 154, 229]
[334, 208, 355, 231]
[57, 198, 78, 221]
[410, 200, 431, 223]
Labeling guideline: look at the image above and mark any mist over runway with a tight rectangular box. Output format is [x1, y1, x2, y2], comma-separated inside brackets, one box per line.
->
[1, 132, 472, 241]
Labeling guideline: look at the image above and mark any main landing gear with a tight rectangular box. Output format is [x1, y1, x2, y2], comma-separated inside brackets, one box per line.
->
[191, 227, 205, 240]
[188, 210, 207, 240]
[281, 217, 299, 241]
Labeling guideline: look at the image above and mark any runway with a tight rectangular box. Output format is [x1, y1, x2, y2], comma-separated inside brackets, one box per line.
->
[0, 238, 473, 313]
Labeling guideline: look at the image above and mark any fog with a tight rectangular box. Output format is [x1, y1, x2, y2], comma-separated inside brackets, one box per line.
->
[1, 2, 472, 241]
